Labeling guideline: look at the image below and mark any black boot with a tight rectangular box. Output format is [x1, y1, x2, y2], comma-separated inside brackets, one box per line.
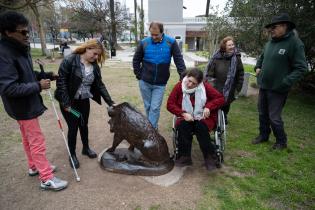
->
[82, 147, 97, 158]
[271, 143, 287, 150]
[204, 156, 216, 171]
[252, 135, 269, 144]
[175, 156, 192, 167]
[69, 154, 80, 169]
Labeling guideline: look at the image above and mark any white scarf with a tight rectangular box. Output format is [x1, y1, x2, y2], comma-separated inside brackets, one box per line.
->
[181, 76, 207, 120]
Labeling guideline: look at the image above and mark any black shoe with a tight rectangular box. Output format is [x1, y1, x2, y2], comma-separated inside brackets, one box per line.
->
[175, 156, 192, 167]
[204, 156, 217, 171]
[272, 143, 287, 150]
[82, 148, 97, 158]
[252, 135, 269, 144]
[69, 155, 80, 169]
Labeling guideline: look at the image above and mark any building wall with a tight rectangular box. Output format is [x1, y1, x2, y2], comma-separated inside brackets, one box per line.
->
[164, 25, 186, 51]
[147, 0, 208, 51]
[148, 0, 183, 22]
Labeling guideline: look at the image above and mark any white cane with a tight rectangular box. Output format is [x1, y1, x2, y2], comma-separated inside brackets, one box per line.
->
[46, 90, 81, 182]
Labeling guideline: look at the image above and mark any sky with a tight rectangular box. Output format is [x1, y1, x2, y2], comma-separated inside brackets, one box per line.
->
[122, 0, 229, 17]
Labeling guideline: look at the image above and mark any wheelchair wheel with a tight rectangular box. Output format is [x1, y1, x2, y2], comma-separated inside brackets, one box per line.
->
[172, 128, 179, 160]
[215, 131, 221, 149]
[217, 110, 227, 151]
[215, 151, 224, 168]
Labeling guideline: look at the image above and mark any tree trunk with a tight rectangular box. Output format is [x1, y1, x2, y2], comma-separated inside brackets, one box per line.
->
[109, 0, 117, 48]
[140, 0, 144, 40]
[30, 3, 47, 56]
[134, 0, 138, 43]
[205, 0, 211, 17]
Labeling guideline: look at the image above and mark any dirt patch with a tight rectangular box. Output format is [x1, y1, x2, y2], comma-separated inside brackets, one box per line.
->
[221, 166, 255, 178]
[234, 150, 256, 158]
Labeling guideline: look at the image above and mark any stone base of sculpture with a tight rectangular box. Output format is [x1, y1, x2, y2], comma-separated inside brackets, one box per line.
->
[100, 148, 174, 176]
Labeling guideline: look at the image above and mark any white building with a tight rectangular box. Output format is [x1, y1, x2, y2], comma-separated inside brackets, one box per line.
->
[148, 0, 208, 51]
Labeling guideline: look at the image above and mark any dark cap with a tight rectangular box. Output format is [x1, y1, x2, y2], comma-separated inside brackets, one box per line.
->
[265, 13, 296, 29]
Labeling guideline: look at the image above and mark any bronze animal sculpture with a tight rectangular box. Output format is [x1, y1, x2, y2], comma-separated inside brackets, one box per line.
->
[100, 102, 174, 176]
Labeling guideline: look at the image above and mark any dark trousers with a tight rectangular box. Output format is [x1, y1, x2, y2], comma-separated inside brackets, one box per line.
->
[221, 104, 230, 122]
[258, 89, 288, 144]
[177, 120, 215, 159]
[61, 99, 90, 155]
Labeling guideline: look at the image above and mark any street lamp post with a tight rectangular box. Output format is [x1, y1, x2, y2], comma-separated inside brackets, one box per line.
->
[50, 26, 56, 61]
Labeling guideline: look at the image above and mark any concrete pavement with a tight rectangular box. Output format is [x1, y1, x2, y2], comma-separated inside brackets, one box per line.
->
[32, 43, 257, 66]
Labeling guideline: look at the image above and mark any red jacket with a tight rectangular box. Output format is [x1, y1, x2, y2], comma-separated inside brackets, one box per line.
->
[167, 81, 225, 131]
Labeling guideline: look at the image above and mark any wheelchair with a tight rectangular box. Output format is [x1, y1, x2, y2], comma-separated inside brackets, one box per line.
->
[171, 109, 227, 168]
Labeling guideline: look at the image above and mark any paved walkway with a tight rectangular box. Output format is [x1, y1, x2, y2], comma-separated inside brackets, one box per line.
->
[32, 44, 257, 66]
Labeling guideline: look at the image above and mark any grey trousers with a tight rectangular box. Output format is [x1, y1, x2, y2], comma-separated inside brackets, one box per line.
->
[258, 89, 288, 144]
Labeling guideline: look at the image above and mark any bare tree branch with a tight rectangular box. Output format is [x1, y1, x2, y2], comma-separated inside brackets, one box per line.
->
[0, 0, 47, 10]
[0, 0, 32, 10]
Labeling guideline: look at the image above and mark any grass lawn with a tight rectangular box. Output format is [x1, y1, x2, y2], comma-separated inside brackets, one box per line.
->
[30, 48, 63, 61]
[198, 92, 315, 209]
[244, 64, 255, 73]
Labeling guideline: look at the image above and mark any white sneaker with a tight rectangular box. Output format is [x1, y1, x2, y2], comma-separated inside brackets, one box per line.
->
[40, 177, 68, 191]
[28, 165, 57, 176]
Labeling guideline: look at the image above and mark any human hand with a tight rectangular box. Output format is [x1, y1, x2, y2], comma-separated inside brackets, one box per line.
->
[182, 113, 194, 121]
[64, 106, 71, 112]
[255, 68, 261, 76]
[203, 108, 210, 119]
[51, 73, 59, 81]
[39, 79, 51, 90]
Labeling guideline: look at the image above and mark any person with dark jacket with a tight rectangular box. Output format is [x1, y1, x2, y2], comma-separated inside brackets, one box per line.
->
[252, 13, 308, 149]
[167, 69, 225, 171]
[205, 36, 244, 124]
[55, 39, 114, 168]
[133, 21, 186, 129]
[0, 11, 68, 191]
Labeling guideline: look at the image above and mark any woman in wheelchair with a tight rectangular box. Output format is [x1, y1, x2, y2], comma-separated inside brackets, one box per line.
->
[167, 68, 225, 171]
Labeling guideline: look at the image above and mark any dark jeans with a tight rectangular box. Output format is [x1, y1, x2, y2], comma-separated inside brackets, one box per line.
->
[177, 120, 215, 159]
[60, 99, 90, 155]
[258, 89, 288, 144]
[221, 104, 230, 122]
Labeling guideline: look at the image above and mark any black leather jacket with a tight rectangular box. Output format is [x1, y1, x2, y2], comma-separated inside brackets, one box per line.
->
[55, 54, 114, 108]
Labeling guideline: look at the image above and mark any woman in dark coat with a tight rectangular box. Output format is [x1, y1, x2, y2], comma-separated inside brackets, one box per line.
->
[205, 36, 244, 124]
[55, 39, 114, 168]
[167, 68, 225, 171]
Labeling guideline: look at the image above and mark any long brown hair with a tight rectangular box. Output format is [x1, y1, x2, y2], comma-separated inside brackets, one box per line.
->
[73, 39, 106, 64]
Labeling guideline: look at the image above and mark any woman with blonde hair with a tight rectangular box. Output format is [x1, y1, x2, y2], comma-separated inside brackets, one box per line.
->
[204, 36, 244, 124]
[55, 39, 114, 168]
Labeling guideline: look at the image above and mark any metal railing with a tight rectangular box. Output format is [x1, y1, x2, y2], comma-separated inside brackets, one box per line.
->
[183, 17, 207, 23]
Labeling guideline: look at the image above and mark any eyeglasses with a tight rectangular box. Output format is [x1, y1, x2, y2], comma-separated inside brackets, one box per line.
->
[15, 29, 30, 36]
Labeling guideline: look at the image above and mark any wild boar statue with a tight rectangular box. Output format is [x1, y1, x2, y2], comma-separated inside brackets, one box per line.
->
[100, 102, 174, 176]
